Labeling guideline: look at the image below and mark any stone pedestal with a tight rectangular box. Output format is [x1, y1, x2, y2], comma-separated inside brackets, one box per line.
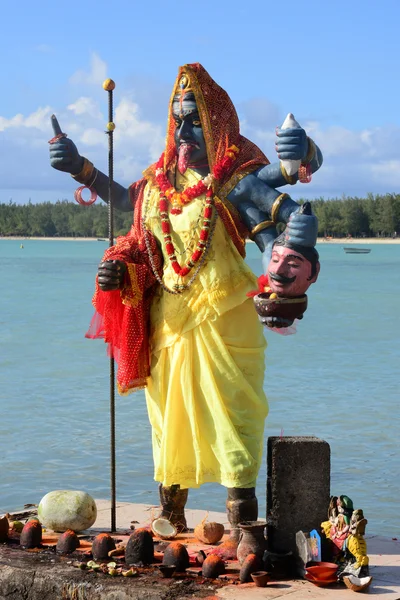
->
[266, 436, 330, 554]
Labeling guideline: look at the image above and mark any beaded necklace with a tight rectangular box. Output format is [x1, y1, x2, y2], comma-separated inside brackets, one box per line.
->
[142, 187, 217, 294]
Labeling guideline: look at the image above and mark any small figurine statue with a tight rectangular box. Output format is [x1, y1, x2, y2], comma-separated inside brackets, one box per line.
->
[321, 495, 338, 538]
[321, 495, 353, 558]
[330, 514, 350, 555]
[344, 509, 369, 576]
[321, 495, 369, 577]
[337, 495, 354, 524]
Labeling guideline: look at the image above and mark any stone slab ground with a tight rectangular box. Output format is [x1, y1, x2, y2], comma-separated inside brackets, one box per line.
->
[1, 500, 399, 599]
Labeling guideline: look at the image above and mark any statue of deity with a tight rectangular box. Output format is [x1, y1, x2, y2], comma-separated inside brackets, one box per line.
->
[50, 63, 323, 537]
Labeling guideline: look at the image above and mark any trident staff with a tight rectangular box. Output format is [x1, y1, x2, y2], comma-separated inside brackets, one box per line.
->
[103, 78, 117, 533]
[48, 79, 118, 532]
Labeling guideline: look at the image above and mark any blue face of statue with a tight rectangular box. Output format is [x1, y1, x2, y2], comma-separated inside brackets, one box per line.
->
[172, 94, 208, 173]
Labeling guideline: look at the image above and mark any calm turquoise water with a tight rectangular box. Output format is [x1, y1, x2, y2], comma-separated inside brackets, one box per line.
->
[0, 239, 399, 537]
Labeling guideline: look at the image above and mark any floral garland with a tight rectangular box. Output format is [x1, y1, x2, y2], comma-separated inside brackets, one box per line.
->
[154, 145, 239, 281]
[155, 145, 239, 215]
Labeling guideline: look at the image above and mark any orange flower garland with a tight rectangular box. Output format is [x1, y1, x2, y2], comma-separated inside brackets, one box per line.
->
[154, 145, 239, 280]
[155, 145, 239, 215]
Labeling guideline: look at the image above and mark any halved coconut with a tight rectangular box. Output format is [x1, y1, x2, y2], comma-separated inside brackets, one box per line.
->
[343, 574, 373, 592]
[151, 517, 177, 540]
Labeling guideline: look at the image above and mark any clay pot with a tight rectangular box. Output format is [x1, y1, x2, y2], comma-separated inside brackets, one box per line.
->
[237, 521, 267, 565]
[254, 292, 307, 321]
[251, 571, 269, 587]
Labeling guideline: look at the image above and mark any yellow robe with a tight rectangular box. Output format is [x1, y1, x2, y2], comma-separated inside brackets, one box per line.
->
[144, 169, 268, 489]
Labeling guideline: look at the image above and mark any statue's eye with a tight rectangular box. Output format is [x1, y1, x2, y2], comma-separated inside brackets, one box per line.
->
[174, 119, 181, 128]
[192, 120, 201, 127]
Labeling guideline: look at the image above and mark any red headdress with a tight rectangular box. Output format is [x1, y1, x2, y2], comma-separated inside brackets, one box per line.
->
[163, 63, 269, 186]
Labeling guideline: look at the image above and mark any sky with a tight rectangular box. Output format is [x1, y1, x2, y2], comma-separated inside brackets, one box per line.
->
[1, 0, 400, 204]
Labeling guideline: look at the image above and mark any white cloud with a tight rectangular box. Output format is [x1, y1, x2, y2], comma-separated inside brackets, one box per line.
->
[114, 98, 165, 161]
[69, 53, 107, 86]
[68, 97, 103, 120]
[0, 106, 53, 132]
[80, 128, 108, 147]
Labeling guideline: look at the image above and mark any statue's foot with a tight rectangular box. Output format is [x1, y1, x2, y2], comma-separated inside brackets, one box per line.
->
[158, 484, 188, 533]
[226, 487, 258, 541]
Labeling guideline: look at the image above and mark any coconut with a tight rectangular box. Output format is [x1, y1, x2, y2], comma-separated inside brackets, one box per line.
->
[343, 574, 373, 592]
[202, 555, 225, 578]
[125, 529, 154, 566]
[210, 539, 238, 560]
[239, 553, 263, 583]
[0, 516, 9, 542]
[91, 533, 116, 560]
[194, 517, 224, 544]
[151, 517, 177, 540]
[20, 520, 42, 548]
[162, 542, 189, 572]
[56, 529, 80, 554]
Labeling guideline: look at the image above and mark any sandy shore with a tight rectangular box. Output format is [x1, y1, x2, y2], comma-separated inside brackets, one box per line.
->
[1, 236, 400, 244]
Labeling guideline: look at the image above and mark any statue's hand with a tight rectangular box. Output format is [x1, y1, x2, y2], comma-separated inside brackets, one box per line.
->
[276, 126, 308, 161]
[49, 115, 84, 175]
[285, 201, 318, 247]
[98, 260, 126, 291]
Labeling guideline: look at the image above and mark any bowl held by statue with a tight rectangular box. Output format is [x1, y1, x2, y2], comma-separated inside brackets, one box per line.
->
[254, 292, 307, 321]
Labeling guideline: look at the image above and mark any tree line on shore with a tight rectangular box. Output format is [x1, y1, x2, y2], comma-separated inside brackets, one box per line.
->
[0, 193, 399, 238]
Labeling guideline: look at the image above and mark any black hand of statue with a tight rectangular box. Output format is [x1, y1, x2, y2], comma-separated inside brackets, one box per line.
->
[49, 115, 84, 175]
[98, 260, 127, 291]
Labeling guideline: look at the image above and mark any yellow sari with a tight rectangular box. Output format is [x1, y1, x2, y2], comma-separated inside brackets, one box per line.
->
[144, 169, 268, 489]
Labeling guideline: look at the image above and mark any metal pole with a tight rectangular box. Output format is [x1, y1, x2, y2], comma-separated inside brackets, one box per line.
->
[103, 78, 116, 532]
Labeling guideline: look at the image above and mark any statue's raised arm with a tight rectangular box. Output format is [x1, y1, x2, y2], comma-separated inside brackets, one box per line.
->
[49, 115, 132, 212]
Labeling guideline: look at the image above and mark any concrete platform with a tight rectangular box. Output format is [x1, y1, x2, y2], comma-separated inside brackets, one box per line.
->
[1, 499, 399, 599]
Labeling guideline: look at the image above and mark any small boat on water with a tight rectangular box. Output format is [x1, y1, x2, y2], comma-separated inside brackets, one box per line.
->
[343, 247, 371, 254]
